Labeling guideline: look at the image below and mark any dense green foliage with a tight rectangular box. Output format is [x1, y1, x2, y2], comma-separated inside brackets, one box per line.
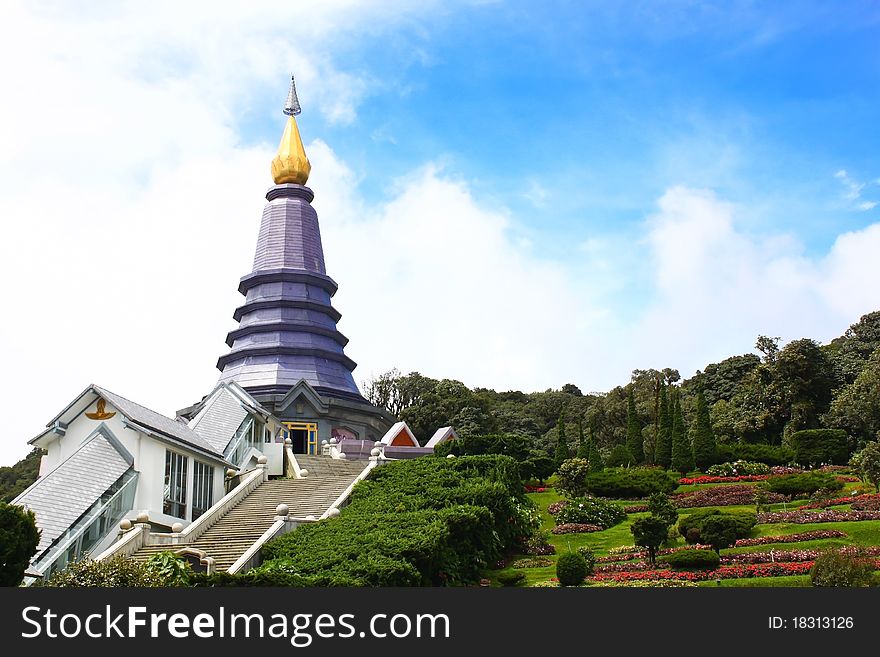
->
[555, 552, 588, 586]
[706, 460, 770, 476]
[496, 571, 526, 587]
[257, 456, 532, 586]
[583, 467, 679, 498]
[670, 392, 693, 474]
[647, 492, 679, 527]
[0, 502, 40, 586]
[606, 444, 636, 467]
[699, 516, 741, 553]
[853, 441, 880, 491]
[0, 449, 42, 503]
[658, 549, 721, 569]
[655, 384, 673, 468]
[809, 548, 876, 587]
[554, 411, 570, 471]
[43, 557, 164, 587]
[575, 546, 597, 574]
[555, 496, 627, 529]
[790, 429, 850, 466]
[554, 458, 592, 498]
[714, 443, 793, 466]
[630, 516, 670, 565]
[764, 472, 845, 497]
[678, 509, 757, 544]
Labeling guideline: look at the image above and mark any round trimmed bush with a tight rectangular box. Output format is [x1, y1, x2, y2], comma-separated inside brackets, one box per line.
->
[583, 467, 679, 498]
[556, 552, 588, 586]
[765, 472, 844, 497]
[658, 549, 720, 570]
[556, 496, 627, 529]
[677, 508, 756, 544]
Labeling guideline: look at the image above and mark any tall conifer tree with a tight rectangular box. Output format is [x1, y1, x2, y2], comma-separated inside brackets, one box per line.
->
[576, 416, 589, 458]
[626, 387, 645, 464]
[554, 410, 570, 470]
[655, 384, 673, 469]
[690, 390, 717, 470]
[671, 391, 693, 474]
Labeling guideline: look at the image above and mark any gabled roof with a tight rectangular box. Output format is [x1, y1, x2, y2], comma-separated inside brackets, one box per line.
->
[425, 426, 458, 448]
[32, 384, 227, 464]
[379, 421, 420, 447]
[188, 385, 251, 454]
[14, 424, 134, 560]
[276, 379, 330, 415]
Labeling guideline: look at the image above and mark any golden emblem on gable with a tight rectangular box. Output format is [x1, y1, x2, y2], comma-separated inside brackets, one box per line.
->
[86, 398, 116, 421]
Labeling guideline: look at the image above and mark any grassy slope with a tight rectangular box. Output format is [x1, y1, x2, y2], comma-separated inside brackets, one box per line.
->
[489, 483, 880, 587]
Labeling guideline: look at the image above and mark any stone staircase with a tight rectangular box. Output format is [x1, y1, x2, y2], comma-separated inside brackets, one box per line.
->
[130, 461, 366, 572]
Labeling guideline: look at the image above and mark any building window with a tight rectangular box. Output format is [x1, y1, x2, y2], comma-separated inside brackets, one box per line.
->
[163, 450, 188, 518]
[192, 461, 214, 521]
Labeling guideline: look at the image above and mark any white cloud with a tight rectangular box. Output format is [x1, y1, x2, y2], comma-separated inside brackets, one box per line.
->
[834, 168, 878, 210]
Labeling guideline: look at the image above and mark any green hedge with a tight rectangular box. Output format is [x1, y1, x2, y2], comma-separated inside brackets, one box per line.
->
[583, 467, 679, 499]
[764, 472, 845, 497]
[790, 429, 850, 466]
[677, 509, 756, 544]
[555, 496, 627, 529]
[715, 443, 794, 466]
[251, 455, 531, 587]
[658, 549, 720, 570]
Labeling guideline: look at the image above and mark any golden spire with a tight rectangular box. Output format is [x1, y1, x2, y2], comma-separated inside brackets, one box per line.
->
[271, 76, 311, 185]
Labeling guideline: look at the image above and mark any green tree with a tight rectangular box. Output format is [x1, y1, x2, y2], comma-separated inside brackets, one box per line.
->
[670, 390, 693, 474]
[654, 384, 672, 468]
[587, 431, 604, 472]
[689, 390, 717, 470]
[856, 441, 880, 492]
[606, 444, 635, 468]
[554, 411, 570, 471]
[824, 350, 880, 443]
[0, 502, 40, 587]
[0, 448, 42, 503]
[630, 516, 670, 565]
[576, 416, 589, 458]
[647, 492, 678, 528]
[626, 386, 645, 464]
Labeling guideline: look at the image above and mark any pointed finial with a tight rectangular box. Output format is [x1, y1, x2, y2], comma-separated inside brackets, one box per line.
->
[284, 75, 301, 116]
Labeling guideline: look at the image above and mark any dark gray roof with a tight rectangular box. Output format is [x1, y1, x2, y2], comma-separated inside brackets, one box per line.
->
[92, 385, 223, 458]
[13, 425, 133, 559]
[189, 386, 249, 454]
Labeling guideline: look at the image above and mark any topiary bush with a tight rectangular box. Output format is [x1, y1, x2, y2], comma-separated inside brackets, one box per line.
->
[556, 552, 588, 586]
[658, 549, 720, 570]
[583, 467, 679, 498]
[765, 472, 844, 497]
[555, 496, 627, 529]
[677, 509, 757, 544]
[791, 429, 850, 467]
[42, 557, 164, 587]
[810, 548, 876, 587]
[496, 571, 526, 587]
[699, 515, 740, 553]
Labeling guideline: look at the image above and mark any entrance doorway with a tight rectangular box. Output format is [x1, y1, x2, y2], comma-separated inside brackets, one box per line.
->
[282, 422, 318, 454]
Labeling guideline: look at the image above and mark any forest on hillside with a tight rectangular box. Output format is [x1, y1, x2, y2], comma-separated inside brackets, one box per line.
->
[364, 311, 880, 468]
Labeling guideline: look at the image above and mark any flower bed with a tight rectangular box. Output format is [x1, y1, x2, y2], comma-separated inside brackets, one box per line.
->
[852, 497, 880, 511]
[597, 544, 713, 563]
[674, 484, 786, 508]
[770, 466, 804, 475]
[721, 546, 880, 565]
[733, 530, 847, 546]
[800, 493, 880, 510]
[547, 500, 567, 515]
[551, 523, 603, 534]
[511, 557, 554, 569]
[624, 504, 649, 513]
[591, 562, 821, 583]
[756, 509, 880, 524]
[590, 579, 699, 588]
[524, 485, 548, 493]
[679, 475, 769, 485]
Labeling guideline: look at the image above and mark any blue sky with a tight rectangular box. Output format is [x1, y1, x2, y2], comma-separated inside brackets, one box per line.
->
[1, 1, 879, 463]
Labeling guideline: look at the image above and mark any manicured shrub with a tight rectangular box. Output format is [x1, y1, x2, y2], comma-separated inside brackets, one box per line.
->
[707, 460, 770, 477]
[583, 467, 679, 498]
[810, 548, 876, 587]
[606, 444, 636, 468]
[699, 516, 740, 553]
[678, 509, 756, 544]
[576, 547, 597, 575]
[658, 549, 720, 570]
[791, 429, 849, 466]
[497, 571, 526, 587]
[555, 496, 627, 529]
[715, 443, 794, 466]
[0, 502, 39, 587]
[630, 516, 671, 565]
[647, 492, 678, 527]
[556, 552, 588, 586]
[765, 472, 844, 497]
[555, 458, 592, 498]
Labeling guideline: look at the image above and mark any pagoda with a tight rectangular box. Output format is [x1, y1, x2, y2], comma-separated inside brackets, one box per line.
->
[214, 77, 393, 453]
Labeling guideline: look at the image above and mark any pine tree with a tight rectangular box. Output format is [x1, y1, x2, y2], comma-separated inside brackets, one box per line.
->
[690, 390, 717, 470]
[655, 384, 672, 469]
[576, 416, 589, 458]
[626, 386, 645, 464]
[554, 410, 570, 470]
[671, 390, 693, 474]
[588, 429, 604, 472]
